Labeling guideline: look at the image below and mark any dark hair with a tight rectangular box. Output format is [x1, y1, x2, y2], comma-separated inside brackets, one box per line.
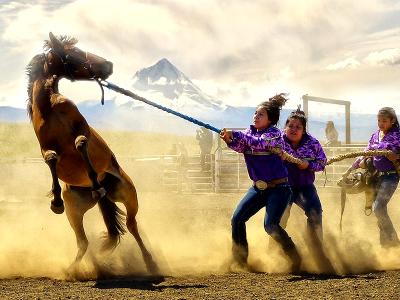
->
[257, 93, 288, 126]
[285, 105, 307, 131]
[378, 107, 399, 128]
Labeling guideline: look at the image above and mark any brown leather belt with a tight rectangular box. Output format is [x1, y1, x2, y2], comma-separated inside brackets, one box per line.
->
[253, 178, 288, 190]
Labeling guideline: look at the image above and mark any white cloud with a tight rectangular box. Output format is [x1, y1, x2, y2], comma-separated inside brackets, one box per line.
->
[0, 0, 399, 113]
[326, 57, 361, 70]
[365, 48, 400, 66]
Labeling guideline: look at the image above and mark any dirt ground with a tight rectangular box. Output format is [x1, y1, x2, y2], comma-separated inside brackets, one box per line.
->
[1, 270, 400, 300]
[1, 161, 400, 299]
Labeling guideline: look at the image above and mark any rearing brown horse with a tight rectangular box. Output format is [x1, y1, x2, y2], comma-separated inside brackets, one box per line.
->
[26, 32, 158, 273]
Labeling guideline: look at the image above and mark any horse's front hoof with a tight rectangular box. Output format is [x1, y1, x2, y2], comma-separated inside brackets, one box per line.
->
[51, 201, 64, 214]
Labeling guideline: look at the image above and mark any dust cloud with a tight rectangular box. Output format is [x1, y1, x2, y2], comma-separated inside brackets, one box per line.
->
[1, 139, 400, 280]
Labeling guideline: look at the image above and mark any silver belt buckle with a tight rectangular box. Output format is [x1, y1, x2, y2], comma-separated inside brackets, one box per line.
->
[255, 180, 268, 190]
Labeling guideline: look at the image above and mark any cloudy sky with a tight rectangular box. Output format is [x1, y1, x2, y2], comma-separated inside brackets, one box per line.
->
[1, 0, 400, 114]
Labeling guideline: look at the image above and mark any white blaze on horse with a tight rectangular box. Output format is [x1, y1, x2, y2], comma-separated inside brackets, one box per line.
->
[26, 32, 158, 273]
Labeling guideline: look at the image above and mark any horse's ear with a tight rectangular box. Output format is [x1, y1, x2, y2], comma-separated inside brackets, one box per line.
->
[49, 32, 65, 56]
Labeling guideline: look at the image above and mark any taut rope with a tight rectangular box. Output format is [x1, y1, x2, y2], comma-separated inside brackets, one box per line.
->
[101, 81, 398, 169]
[326, 149, 400, 174]
[326, 150, 393, 165]
[101, 80, 303, 164]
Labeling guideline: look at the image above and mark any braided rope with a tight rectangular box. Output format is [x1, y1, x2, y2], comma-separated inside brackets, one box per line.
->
[326, 150, 393, 165]
[271, 148, 304, 164]
[101, 80, 306, 165]
[326, 149, 400, 173]
[102, 81, 398, 170]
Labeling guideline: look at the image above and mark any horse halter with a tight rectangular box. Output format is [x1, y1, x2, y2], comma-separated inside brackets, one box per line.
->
[45, 48, 105, 104]
[46, 48, 95, 81]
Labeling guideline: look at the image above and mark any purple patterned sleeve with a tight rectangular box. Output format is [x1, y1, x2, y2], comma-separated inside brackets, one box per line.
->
[283, 134, 326, 172]
[226, 128, 251, 153]
[308, 141, 327, 172]
[231, 127, 283, 151]
[378, 130, 400, 152]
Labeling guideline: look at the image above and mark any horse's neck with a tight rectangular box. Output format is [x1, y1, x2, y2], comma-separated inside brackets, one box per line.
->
[32, 75, 60, 119]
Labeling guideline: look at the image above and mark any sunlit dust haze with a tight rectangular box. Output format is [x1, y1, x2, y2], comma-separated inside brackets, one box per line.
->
[1, 131, 400, 280]
[1, 0, 400, 281]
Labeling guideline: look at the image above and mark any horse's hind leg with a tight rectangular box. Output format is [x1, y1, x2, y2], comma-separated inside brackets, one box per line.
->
[125, 199, 159, 274]
[99, 169, 159, 274]
[63, 185, 97, 266]
[123, 182, 159, 274]
[75, 136, 105, 200]
[106, 174, 159, 274]
[43, 150, 64, 214]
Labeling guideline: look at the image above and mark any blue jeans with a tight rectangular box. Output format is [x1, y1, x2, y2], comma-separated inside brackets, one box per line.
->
[282, 184, 323, 238]
[373, 173, 400, 247]
[231, 183, 294, 263]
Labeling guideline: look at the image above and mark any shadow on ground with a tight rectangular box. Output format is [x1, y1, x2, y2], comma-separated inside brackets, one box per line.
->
[93, 275, 207, 291]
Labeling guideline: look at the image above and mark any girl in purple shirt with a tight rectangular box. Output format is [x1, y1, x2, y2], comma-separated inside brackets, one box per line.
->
[351, 107, 400, 248]
[281, 108, 334, 273]
[220, 94, 301, 272]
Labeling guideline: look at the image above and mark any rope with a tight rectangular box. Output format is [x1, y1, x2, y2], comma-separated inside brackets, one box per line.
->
[275, 148, 303, 164]
[101, 80, 221, 133]
[102, 80, 400, 174]
[101, 80, 304, 165]
[326, 150, 393, 165]
[326, 149, 400, 173]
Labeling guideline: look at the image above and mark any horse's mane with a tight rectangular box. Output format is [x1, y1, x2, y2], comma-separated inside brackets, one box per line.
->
[26, 35, 78, 121]
[43, 35, 78, 51]
[26, 54, 45, 120]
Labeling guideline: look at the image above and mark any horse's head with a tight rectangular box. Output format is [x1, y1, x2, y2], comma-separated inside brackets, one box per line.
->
[46, 32, 113, 81]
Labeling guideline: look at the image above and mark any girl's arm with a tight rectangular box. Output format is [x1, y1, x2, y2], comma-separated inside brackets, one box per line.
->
[308, 141, 327, 172]
[220, 128, 248, 153]
[232, 129, 283, 151]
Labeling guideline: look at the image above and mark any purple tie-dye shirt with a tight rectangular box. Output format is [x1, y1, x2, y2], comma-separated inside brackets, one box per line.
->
[227, 125, 288, 182]
[283, 133, 327, 187]
[352, 126, 400, 171]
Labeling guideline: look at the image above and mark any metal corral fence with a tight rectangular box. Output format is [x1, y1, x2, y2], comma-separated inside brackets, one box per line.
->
[0, 145, 366, 194]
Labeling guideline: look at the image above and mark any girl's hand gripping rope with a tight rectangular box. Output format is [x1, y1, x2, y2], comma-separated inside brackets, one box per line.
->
[220, 128, 233, 144]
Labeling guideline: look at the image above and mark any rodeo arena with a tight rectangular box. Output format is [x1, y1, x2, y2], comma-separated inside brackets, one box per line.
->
[1, 33, 400, 299]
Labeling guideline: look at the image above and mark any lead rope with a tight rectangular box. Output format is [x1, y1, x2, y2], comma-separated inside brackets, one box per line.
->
[100, 80, 303, 164]
[326, 149, 400, 174]
[100, 82, 400, 171]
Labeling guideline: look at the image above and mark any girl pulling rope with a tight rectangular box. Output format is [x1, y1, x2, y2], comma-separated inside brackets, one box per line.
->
[220, 93, 301, 273]
[335, 107, 400, 248]
[279, 107, 334, 273]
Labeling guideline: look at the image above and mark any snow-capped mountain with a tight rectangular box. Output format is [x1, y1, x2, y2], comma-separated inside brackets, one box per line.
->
[129, 58, 224, 112]
[0, 57, 376, 141]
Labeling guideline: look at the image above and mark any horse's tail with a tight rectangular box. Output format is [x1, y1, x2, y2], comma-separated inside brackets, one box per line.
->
[98, 196, 126, 250]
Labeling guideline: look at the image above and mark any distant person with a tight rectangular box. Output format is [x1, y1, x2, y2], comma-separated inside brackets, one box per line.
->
[196, 127, 213, 171]
[176, 142, 191, 192]
[280, 107, 334, 273]
[219, 93, 301, 273]
[177, 142, 188, 169]
[325, 121, 340, 146]
[349, 107, 400, 248]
